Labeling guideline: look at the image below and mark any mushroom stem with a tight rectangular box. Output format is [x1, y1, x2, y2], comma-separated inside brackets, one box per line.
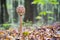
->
[20, 15, 23, 35]
[19, 15, 24, 40]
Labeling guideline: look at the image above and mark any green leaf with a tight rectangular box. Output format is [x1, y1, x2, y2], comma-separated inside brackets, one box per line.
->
[32, 1, 38, 4]
[48, 0, 59, 4]
[39, 11, 47, 16]
[49, 0, 57, 2]
[3, 23, 11, 29]
[50, 2, 59, 4]
[32, 0, 59, 5]
[46, 11, 54, 14]
[48, 17, 54, 20]
[38, 0, 46, 5]
[36, 16, 42, 20]
[38, 2, 45, 5]
[32, 0, 46, 5]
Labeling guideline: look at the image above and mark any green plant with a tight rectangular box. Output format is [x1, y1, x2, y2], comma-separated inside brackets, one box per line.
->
[32, 0, 58, 23]
[48, 17, 54, 20]
[0, 27, 5, 30]
[32, 0, 59, 5]
[23, 20, 33, 27]
[2, 23, 11, 29]
[36, 16, 42, 20]
[36, 11, 54, 20]
[23, 31, 29, 36]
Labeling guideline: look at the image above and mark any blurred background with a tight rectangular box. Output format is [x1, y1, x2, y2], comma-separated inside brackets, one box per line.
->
[0, 0, 60, 29]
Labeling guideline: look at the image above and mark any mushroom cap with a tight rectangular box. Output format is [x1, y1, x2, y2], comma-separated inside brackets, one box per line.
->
[16, 5, 25, 16]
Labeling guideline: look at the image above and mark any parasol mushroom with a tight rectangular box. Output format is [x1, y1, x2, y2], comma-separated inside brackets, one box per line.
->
[16, 5, 25, 40]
